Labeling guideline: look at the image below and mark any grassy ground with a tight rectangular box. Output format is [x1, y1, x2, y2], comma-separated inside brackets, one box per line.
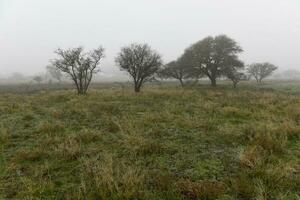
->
[0, 84, 300, 199]
[1, 80, 300, 94]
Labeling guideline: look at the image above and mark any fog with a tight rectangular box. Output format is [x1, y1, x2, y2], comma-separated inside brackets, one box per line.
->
[0, 0, 300, 79]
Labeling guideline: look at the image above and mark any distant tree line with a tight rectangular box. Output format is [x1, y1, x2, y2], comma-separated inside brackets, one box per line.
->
[48, 35, 278, 94]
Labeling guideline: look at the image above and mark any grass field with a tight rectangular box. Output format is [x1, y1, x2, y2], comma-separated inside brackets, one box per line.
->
[0, 83, 300, 199]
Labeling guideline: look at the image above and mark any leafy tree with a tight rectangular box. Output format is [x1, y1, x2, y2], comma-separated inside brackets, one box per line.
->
[247, 62, 278, 83]
[115, 43, 162, 92]
[46, 65, 63, 83]
[158, 60, 191, 87]
[181, 35, 243, 87]
[50, 46, 105, 95]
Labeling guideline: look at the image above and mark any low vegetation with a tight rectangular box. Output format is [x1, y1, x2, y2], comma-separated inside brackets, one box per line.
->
[0, 84, 300, 199]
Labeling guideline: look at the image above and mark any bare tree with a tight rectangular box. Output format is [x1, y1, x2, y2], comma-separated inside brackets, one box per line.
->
[247, 62, 278, 84]
[46, 65, 63, 83]
[50, 46, 105, 95]
[181, 35, 243, 87]
[115, 43, 162, 92]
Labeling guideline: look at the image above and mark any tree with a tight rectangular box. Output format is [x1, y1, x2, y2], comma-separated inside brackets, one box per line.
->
[46, 65, 63, 83]
[247, 62, 278, 83]
[33, 75, 43, 84]
[158, 60, 190, 87]
[50, 46, 105, 95]
[224, 59, 245, 88]
[226, 69, 247, 88]
[181, 35, 243, 87]
[115, 43, 162, 92]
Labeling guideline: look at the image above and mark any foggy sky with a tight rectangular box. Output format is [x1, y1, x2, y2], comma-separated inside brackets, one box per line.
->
[0, 0, 300, 77]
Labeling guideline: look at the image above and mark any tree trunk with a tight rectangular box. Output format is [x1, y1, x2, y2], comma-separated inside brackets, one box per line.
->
[134, 86, 140, 93]
[210, 78, 217, 87]
[77, 86, 87, 95]
[77, 89, 85, 95]
[255, 77, 259, 84]
[179, 79, 184, 87]
[134, 83, 141, 93]
[233, 81, 237, 89]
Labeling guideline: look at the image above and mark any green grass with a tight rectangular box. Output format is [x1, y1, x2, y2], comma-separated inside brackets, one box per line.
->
[258, 80, 300, 94]
[0, 85, 300, 199]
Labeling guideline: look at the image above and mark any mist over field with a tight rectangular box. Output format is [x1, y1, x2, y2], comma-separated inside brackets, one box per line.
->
[1, 0, 300, 82]
[1, 1, 300, 200]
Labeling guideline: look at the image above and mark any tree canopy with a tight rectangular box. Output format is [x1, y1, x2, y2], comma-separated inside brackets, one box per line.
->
[181, 35, 243, 86]
[50, 46, 105, 95]
[115, 43, 162, 92]
[158, 60, 193, 87]
[247, 62, 278, 83]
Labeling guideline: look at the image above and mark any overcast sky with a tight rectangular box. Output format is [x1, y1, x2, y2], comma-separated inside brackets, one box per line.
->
[0, 0, 300, 77]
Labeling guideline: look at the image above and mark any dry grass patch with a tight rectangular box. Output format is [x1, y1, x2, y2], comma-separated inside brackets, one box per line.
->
[246, 125, 287, 154]
[0, 127, 10, 144]
[122, 134, 165, 156]
[13, 147, 48, 162]
[53, 137, 82, 160]
[176, 179, 226, 200]
[279, 120, 300, 139]
[239, 145, 266, 169]
[222, 106, 240, 115]
[77, 154, 145, 199]
[73, 129, 103, 144]
[37, 120, 65, 136]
